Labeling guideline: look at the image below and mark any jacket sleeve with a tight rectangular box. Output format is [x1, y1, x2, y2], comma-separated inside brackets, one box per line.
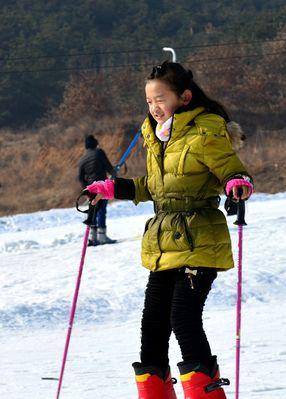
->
[201, 133, 251, 186]
[192, 113, 252, 186]
[99, 149, 114, 176]
[133, 176, 152, 205]
[78, 161, 87, 187]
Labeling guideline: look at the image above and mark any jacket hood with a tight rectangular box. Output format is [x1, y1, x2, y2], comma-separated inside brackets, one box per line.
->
[226, 121, 246, 151]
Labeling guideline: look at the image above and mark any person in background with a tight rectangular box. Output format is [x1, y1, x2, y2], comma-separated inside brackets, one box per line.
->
[78, 134, 116, 245]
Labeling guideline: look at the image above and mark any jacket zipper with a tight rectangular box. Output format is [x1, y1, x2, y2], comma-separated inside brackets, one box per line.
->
[160, 117, 174, 176]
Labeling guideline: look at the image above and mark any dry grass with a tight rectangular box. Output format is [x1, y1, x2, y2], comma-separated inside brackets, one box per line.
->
[0, 122, 284, 216]
[238, 130, 286, 193]
[0, 117, 146, 216]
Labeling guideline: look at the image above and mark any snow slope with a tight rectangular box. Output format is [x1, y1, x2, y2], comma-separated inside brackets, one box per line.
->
[0, 194, 286, 398]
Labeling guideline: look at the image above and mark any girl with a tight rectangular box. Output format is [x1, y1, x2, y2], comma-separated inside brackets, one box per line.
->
[86, 61, 253, 399]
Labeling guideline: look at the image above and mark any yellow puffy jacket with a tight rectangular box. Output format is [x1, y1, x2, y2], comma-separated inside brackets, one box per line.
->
[133, 107, 251, 272]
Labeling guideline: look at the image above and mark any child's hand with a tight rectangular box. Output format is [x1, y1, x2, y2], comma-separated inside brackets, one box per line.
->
[231, 184, 251, 201]
[225, 178, 253, 201]
[91, 193, 104, 205]
[85, 179, 115, 204]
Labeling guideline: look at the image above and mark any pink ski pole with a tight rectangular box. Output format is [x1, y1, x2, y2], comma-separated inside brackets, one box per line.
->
[54, 194, 97, 399]
[55, 223, 90, 399]
[234, 196, 246, 399]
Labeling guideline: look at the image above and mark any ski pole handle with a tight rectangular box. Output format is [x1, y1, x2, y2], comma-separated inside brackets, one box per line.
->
[76, 190, 98, 226]
[234, 188, 247, 226]
[76, 190, 96, 212]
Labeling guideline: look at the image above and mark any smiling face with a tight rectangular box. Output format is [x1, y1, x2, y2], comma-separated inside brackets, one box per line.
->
[145, 80, 192, 124]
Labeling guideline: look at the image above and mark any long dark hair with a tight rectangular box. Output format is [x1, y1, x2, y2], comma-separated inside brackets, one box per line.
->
[147, 61, 230, 122]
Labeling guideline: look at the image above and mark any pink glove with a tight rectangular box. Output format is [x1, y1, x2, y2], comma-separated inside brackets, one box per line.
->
[86, 179, 115, 200]
[225, 178, 253, 200]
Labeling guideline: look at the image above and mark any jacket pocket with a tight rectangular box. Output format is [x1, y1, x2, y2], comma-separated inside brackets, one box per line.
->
[141, 213, 165, 271]
[180, 213, 194, 251]
[158, 212, 195, 253]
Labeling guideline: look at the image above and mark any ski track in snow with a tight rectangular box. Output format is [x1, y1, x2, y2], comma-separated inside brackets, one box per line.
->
[0, 194, 286, 398]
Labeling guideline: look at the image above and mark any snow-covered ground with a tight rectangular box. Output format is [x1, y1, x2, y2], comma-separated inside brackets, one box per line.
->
[0, 194, 286, 399]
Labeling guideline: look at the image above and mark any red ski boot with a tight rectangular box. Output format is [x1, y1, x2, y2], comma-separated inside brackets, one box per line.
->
[178, 357, 229, 399]
[133, 363, 177, 399]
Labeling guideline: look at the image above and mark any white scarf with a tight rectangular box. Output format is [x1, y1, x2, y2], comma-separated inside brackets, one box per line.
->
[155, 116, 173, 142]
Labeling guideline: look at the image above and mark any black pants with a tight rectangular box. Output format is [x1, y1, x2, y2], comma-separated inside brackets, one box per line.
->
[140, 267, 217, 372]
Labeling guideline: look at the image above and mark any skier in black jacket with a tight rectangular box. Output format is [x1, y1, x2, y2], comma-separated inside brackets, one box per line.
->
[78, 134, 116, 245]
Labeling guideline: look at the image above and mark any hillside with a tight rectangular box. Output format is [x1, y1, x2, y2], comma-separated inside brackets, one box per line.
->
[0, 121, 285, 216]
[0, 0, 285, 127]
[0, 1, 285, 215]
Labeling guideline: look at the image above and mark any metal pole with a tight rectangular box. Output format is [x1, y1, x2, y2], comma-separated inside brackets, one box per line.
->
[113, 129, 142, 177]
[235, 224, 243, 399]
[162, 47, 177, 62]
